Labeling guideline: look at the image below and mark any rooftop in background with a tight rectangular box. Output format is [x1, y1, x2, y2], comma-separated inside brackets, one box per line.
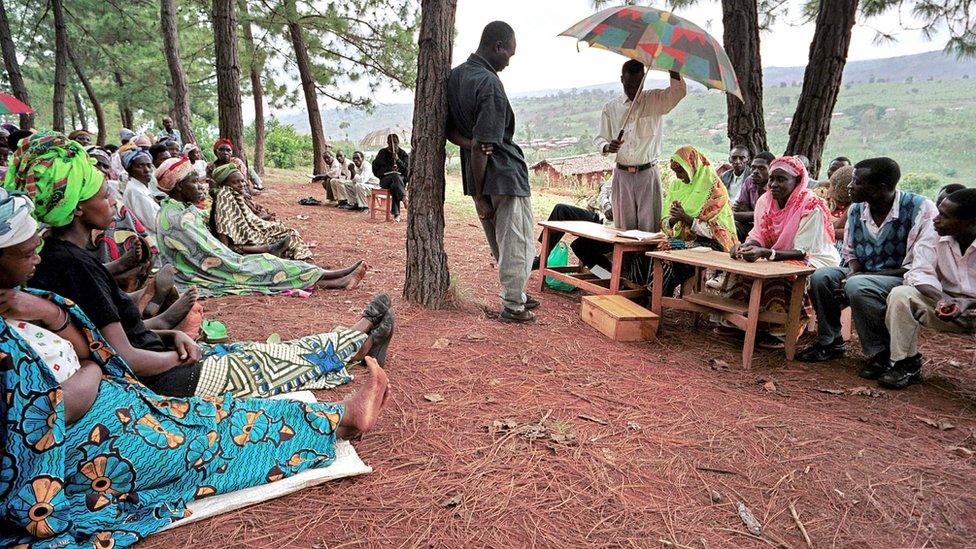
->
[530, 153, 614, 175]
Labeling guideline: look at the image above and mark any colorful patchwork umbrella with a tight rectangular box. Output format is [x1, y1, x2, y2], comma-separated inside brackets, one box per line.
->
[560, 6, 742, 101]
[0, 92, 33, 115]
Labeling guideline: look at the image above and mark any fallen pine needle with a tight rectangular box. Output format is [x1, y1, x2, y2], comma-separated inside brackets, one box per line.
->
[789, 501, 813, 548]
[658, 538, 694, 549]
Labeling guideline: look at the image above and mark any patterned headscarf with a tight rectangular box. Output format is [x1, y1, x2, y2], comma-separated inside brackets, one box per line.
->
[0, 188, 37, 248]
[155, 156, 195, 192]
[3, 131, 104, 228]
[85, 146, 112, 167]
[67, 129, 91, 142]
[664, 145, 738, 251]
[133, 135, 152, 148]
[121, 148, 152, 170]
[183, 143, 200, 156]
[212, 138, 234, 154]
[751, 156, 834, 250]
[828, 165, 853, 206]
[119, 128, 135, 142]
[211, 163, 240, 186]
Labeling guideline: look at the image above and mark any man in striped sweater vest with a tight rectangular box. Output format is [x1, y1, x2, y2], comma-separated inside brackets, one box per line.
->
[796, 158, 938, 380]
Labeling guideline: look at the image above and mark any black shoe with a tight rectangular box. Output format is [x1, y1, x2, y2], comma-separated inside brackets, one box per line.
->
[524, 294, 540, 310]
[858, 352, 891, 380]
[878, 355, 922, 389]
[796, 340, 847, 363]
[499, 308, 536, 323]
[531, 256, 540, 271]
[336, 200, 349, 208]
[339, 203, 355, 210]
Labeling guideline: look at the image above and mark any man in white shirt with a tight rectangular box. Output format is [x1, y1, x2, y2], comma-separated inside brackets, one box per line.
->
[330, 151, 358, 209]
[157, 116, 183, 147]
[344, 151, 378, 211]
[594, 60, 686, 232]
[881, 188, 976, 389]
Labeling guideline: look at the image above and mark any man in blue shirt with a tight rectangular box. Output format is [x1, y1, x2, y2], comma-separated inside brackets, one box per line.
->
[447, 21, 537, 323]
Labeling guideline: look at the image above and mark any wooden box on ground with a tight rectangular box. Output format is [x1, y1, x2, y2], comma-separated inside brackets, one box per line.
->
[581, 295, 659, 342]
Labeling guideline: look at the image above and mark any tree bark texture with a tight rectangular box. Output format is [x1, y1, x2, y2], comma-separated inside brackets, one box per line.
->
[161, 0, 198, 145]
[722, 0, 768, 156]
[213, 0, 247, 163]
[0, 0, 33, 128]
[51, 0, 69, 132]
[72, 88, 86, 131]
[239, 0, 265, 175]
[403, 0, 456, 308]
[287, 13, 326, 174]
[786, 0, 859, 178]
[68, 45, 106, 145]
[114, 71, 134, 129]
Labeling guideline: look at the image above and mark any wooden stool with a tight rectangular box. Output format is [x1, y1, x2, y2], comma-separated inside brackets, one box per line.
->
[581, 295, 659, 342]
[369, 188, 392, 221]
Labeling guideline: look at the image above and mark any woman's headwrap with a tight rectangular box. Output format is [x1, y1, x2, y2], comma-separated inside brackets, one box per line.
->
[3, 130, 104, 228]
[121, 148, 152, 170]
[133, 135, 152, 148]
[182, 143, 200, 156]
[212, 138, 234, 154]
[85, 146, 112, 167]
[664, 145, 738, 251]
[155, 156, 195, 192]
[119, 128, 136, 142]
[211, 163, 240, 186]
[751, 155, 834, 250]
[0, 188, 37, 248]
[828, 165, 854, 206]
[67, 129, 91, 142]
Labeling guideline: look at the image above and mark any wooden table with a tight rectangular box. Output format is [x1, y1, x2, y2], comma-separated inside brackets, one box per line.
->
[538, 221, 665, 299]
[646, 249, 815, 369]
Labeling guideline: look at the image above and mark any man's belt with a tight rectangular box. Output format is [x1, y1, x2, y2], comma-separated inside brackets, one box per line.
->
[616, 162, 655, 174]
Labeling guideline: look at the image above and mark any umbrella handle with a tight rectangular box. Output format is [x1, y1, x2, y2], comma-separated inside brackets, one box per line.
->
[616, 67, 651, 143]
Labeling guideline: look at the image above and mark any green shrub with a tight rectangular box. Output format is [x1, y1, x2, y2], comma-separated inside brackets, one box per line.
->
[265, 120, 312, 169]
[900, 172, 943, 199]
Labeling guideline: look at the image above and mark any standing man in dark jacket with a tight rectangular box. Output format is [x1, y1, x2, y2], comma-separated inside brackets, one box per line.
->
[371, 133, 409, 221]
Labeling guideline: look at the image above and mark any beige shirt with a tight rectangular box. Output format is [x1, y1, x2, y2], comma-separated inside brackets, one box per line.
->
[905, 234, 976, 299]
[595, 77, 687, 166]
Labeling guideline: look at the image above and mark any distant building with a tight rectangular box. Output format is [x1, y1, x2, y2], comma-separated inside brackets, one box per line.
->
[530, 154, 614, 190]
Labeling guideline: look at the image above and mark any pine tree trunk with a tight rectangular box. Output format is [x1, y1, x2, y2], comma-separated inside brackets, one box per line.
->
[786, 0, 858, 178]
[51, 0, 69, 132]
[286, 3, 326, 174]
[403, 0, 456, 308]
[239, 0, 265, 175]
[722, 0, 768, 156]
[72, 89, 86, 131]
[0, 0, 33, 128]
[161, 0, 198, 144]
[212, 0, 247, 163]
[113, 71, 134, 130]
[68, 45, 106, 145]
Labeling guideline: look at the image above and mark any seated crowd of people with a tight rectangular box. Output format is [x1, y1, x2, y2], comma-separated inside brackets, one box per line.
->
[0, 124, 393, 548]
[312, 133, 410, 221]
[539, 143, 974, 391]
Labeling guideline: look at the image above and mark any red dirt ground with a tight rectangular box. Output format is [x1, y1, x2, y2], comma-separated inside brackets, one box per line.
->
[142, 174, 976, 548]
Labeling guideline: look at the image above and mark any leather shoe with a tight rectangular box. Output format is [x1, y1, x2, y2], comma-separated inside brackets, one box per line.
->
[499, 308, 536, 323]
[878, 355, 922, 389]
[531, 256, 540, 271]
[796, 340, 846, 362]
[858, 352, 891, 379]
[524, 294, 540, 310]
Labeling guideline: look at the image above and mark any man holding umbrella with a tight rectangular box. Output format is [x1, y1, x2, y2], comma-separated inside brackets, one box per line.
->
[596, 60, 686, 232]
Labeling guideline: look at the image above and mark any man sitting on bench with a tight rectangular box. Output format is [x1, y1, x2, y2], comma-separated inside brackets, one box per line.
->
[531, 178, 613, 277]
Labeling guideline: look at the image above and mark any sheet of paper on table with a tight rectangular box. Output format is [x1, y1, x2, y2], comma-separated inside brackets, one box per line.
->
[618, 230, 665, 242]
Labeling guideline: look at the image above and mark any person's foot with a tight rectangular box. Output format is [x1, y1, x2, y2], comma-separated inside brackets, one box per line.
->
[344, 263, 367, 290]
[878, 354, 923, 389]
[858, 351, 892, 380]
[796, 339, 847, 362]
[362, 294, 392, 325]
[705, 272, 727, 290]
[531, 256, 540, 271]
[499, 308, 536, 323]
[524, 294, 540, 310]
[357, 206, 369, 212]
[756, 331, 784, 350]
[115, 241, 145, 273]
[143, 265, 176, 318]
[366, 309, 395, 366]
[328, 260, 365, 279]
[336, 357, 390, 439]
[393, 215, 401, 222]
[150, 286, 198, 328]
[269, 237, 291, 257]
[337, 200, 348, 208]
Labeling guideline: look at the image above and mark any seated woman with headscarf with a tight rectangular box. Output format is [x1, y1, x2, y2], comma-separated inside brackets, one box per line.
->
[722, 155, 841, 347]
[155, 157, 366, 297]
[658, 146, 738, 296]
[210, 163, 314, 261]
[207, 138, 263, 193]
[121, 146, 162, 234]
[184, 142, 208, 177]
[13, 133, 393, 402]
[0, 190, 391, 548]
[825, 165, 854, 247]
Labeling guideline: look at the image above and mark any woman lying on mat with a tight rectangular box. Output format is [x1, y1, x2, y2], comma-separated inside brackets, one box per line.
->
[8, 133, 393, 400]
[153, 157, 366, 298]
[721, 155, 840, 348]
[0, 190, 390, 548]
[209, 163, 314, 261]
[658, 145, 739, 295]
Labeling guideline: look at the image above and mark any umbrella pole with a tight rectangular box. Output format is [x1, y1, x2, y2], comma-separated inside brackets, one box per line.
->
[616, 66, 651, 141]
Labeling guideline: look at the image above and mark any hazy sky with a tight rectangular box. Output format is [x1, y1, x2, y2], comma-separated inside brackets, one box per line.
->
[369, 0, 949, 103]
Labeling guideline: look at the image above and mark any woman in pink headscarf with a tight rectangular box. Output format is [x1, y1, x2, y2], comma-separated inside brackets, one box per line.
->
[720, 155, 841, 347]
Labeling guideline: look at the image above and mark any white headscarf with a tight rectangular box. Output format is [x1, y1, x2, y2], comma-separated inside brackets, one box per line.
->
[0, 189, 37, 249]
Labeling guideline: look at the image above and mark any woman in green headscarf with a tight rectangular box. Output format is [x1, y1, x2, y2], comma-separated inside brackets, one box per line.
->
[209, 163, 314, 260]
[656, 145, 739, 295]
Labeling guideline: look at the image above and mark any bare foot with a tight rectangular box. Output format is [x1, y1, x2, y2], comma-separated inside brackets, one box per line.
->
[337, 357, 389, 439]
[144, 265, 176, 318]
[153, 287, 198, 329]
[116, 241, 144, 271]
[269, 237, 290, 257]
[344, 263, 367, 290]
[322, 260, 365, 280]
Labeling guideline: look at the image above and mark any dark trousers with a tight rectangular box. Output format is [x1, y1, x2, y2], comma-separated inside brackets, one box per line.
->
[539, 204, 612, 271]
[380, 173, 406, 216]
